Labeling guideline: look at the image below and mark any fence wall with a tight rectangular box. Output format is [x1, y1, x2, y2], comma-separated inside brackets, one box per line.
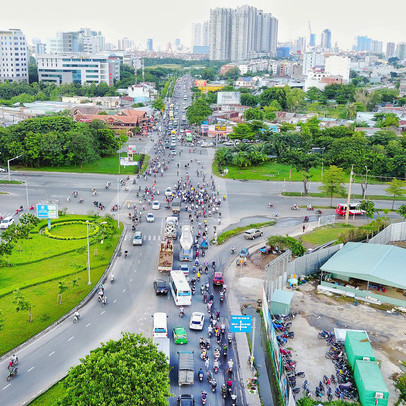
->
[287, 244, 342, 277]
[368, 222, 406, 245]
[264, 250, 292, 298]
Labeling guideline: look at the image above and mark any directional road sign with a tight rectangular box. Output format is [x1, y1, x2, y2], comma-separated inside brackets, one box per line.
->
[230, 315, 252, 333]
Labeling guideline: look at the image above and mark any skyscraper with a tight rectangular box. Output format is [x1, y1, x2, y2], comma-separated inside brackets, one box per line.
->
[0, 28, 29, 83]
[356, 36, 372, 52]
[386, 42, 395, 58]
[209, 6, 278, 61]
[192, 22, 209, 47]
[396, 43, 406, 61]
[370, 40, 383, 54]
[147, 38, 153, 51]
[309, 33, 316, 47]
[320, 29, 331, 50]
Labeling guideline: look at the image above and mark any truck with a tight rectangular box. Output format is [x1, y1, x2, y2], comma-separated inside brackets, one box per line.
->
[172, 198, 181, 215]
[178, 351, 194, 386]
[157, 239, 174, 272]
[164, 216, 178, 239]
[179, 225, 193, 262]
[153, 337, 170, 364]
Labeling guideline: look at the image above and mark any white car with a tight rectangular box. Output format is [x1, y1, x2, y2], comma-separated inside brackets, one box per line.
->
[165, 187, 172, 197]
[146, 213, 155, 223]
[189, 312, 205, 331]
[0, 216, 14, 229]
[0, 167, 6, 173]
[152, 201, 160, 210]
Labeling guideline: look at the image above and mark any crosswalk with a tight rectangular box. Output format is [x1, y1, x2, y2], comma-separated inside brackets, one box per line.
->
[124, 234, 162, 241]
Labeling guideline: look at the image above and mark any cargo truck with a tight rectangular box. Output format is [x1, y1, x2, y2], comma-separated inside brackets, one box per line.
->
[153, 337, 170, 364]
[157, 239, 174, 272]
[178, 351, 194, 386]
[164, 216, 178, 239]
[179, 225, 193, 262]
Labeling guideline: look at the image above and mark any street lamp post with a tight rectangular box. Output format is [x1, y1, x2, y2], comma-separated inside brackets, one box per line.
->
[25, 177, 29, 209]
[7, 155, 22, 182]
[86, 220, 91, 285]
[117, 178, 120, 229]
[363, 166, 370, 200]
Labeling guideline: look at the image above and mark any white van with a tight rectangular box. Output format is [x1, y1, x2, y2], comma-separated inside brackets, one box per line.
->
[153, 312, 168, 338]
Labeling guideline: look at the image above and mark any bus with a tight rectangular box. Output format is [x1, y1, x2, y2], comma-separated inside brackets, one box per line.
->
[336, 203, 364, 216]
[185, 130, 192, 142]
[169, 271, 192, 306]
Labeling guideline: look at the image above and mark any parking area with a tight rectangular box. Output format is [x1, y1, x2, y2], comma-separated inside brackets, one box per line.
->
[289, 282, 404, 403]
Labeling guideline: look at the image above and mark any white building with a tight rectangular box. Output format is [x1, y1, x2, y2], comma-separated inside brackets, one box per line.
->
[325, 56, 350, 83]
[37, 53, 120, 86]
[0, 29, 29, 83]
[302, 52, 325, 75]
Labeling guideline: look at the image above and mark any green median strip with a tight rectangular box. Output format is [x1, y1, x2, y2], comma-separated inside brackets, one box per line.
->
[282, 192, 406, 201]
[215, 221, 275, 245]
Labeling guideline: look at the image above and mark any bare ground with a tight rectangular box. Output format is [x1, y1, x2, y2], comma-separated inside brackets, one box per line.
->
[230, 250, 405, 405]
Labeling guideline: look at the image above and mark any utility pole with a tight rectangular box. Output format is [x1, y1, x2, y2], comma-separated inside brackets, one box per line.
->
[345, 165, 354, 225]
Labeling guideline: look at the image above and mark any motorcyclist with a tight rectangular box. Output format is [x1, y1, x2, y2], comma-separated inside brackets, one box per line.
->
[179, 306, 184, 317]
[228, 358, 234, 372]
[221, 384, 227, 397]
[198, 368, 204, 381]
[231, 246, 235, 254]
[110, 273, 115, 283]
[213, 359, 219, 372]
[74, 311, 80, 320]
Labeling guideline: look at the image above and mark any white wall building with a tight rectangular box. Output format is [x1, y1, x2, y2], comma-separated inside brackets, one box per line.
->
[37, 53, 120, 86]
[0, 29, 29, 83]
[325, 56, 350, 83]
[302, 52, 325, 75]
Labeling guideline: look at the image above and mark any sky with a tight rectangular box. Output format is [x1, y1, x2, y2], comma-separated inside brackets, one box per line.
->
[1, 0, 405, 50]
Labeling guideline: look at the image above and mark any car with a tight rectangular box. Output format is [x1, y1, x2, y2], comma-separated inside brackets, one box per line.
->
[153, 279, 168, 295]
[146, 213, 155, 223]
[244, 228, 263, 240]
[177, 394, 195, 406]
[239, 248, 249, 257]
[152, 201, 160, 210]
[213, 272, 224, 286]
[165, 187, 172, 197]
[189, 312, 204, 331]
[172, 327, 188, 344]
[0, 167, 6, 173]
[132, 231, 143, 246]
[0, 216, 14, 229]
[223, 141, 235, 147]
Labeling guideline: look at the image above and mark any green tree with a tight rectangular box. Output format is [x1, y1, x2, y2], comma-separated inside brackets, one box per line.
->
[214, 147, 233, 171]
[152, 97, 165, 111]
[318, 166, 347, 206]
[385, 178, 406, 209]
[397, 205, 406, 221]
[259, 88, 287, 109]
[240, 93, 258, 107]
[57, 280, 68, 303]
[284, 87, 306, 112]
[222, 67, 240, 80]
[285, 150, 318, 195]
[232, 151, 251, 168]
[13, 289, 32, 322]
[186, 99, 212, 125]
[229, 123, 254, 140]
[359, 200, 378, 222]
[60, 332, 170, 406]
[267, 235, 305, 257]
[243, 108, 263, 121]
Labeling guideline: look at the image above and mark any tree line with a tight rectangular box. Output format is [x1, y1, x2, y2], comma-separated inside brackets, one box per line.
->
[0, 115, 122, 167]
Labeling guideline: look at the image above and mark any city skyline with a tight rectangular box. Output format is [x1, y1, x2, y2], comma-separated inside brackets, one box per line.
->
[1, 0, 405, 50]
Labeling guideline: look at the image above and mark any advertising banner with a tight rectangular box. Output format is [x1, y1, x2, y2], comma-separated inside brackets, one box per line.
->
[37, 204, 58, 219]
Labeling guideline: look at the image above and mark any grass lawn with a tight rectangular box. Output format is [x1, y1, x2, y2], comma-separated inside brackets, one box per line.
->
[216, 221, 275, 245]
[29, 380, 65, 406]
[283, 191, 406, 202]
[12, 154, 150, 175]
[301, 224, 354, 246]
[0, 215, 122, 355]
[0, 180, 22, 184]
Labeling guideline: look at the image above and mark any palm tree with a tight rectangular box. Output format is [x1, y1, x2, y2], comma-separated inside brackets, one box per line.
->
[214, 148, 232, 172]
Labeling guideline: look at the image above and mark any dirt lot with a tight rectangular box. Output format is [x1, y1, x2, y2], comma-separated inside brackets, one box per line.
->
[230, 250, 405, 405]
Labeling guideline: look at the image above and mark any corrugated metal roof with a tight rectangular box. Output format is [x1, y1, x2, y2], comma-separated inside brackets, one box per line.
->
[355, 360, 389, 393]
[320, 242, 406, 289]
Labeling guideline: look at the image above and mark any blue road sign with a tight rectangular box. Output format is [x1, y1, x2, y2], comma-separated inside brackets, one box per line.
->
[230, 315, 252, 333]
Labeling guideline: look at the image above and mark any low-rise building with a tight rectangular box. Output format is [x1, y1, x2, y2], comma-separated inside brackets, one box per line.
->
[74, 109, 148, 129]
[37, 53, 120, 86]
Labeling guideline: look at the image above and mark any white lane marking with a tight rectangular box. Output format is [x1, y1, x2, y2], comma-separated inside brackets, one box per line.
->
[101, 311, 105, 315]
[140, 252, 142, 256]
[49, 351, 55, 357]
[2, 384, 11, 390]
[28, 367, 34, 372]
[113, 299, 117, 303]
[130, 278, 133, 282]
[153, 235, 156, 241]
[86, 323, 91, 328]
[122, 289, 126, 293]
[68, 336, 74, 342]
[138, 260, 140, 264]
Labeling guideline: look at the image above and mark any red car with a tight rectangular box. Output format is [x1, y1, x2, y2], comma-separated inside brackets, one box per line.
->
[213, 272, 224, 286]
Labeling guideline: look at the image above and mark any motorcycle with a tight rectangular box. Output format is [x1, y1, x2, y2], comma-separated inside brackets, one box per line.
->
[210, 378, 217, 392]
[231, 247, 235, 254]
[303, 216, 309, 223]
[316, 209, 323, 215]
[29, 205, 35, 210]
[73, 312, 80, 323]
[227, 359, 234, 373]
[198, 370, 204, 382]
[7, 356, 18, 370]
[268, 203, 274, 208]
[230, 393, 237, 405]
[201, 391, 207, 405]
[179, 308, 185, 318]
[7, 368, 18, 381]
[221, 384, 227, 399]
[291, 205, 299, 210]
[110, 275, 115, 284]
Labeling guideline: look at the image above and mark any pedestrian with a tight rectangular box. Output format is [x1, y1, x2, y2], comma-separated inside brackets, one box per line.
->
[302, 225, 306, 233]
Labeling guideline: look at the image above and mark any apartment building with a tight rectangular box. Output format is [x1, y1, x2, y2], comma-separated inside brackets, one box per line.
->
[0, 28, 29, 83]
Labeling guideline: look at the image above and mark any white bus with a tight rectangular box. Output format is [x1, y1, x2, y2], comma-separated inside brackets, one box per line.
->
[170, 271, 192, 306]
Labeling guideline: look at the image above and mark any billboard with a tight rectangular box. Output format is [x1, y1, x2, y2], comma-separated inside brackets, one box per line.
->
[37, 204, 58, 219]
[195, 80, 207, 87]
[217, 92, 241, 105]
